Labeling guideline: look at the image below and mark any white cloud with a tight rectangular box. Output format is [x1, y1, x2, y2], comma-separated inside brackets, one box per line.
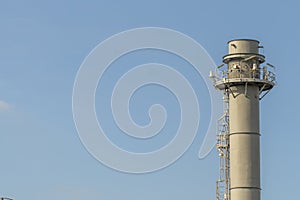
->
[0, 100, 13, 112]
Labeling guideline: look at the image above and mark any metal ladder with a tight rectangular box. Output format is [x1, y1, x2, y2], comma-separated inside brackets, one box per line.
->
[216, 90, 230, 200]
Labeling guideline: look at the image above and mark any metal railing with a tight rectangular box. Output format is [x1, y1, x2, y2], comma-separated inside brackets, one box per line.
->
[211, 63, 276, 84]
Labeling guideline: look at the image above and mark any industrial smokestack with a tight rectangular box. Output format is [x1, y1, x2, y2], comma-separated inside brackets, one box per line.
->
[213, 39, 276, 200]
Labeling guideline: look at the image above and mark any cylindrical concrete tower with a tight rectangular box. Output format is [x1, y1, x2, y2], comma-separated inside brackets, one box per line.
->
[214, 39, 275, 200]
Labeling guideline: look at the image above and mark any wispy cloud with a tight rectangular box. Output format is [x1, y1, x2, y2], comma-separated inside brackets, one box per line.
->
[0, 100, 13, 112]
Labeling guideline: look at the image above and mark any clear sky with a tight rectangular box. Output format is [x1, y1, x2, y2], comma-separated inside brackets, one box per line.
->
[0, 0, 298, 200]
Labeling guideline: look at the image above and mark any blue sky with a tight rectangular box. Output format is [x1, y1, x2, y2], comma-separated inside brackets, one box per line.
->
[0, 0, 299, 199]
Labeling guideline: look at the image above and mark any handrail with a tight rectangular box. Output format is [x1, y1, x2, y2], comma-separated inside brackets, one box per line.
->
[212, 64, 276, 84]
